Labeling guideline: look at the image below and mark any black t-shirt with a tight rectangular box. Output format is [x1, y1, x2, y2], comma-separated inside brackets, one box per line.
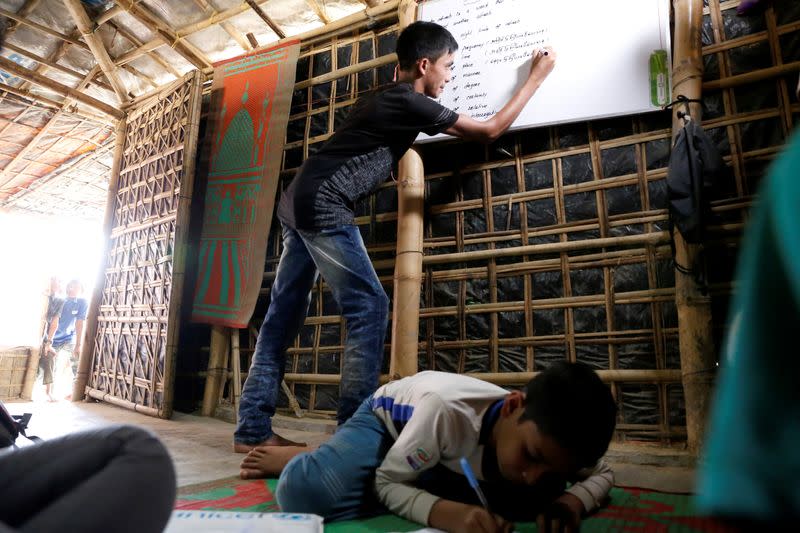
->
[277, 82, 458, 230]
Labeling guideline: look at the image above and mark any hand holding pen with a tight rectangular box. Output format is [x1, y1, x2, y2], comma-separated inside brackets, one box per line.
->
[459, 457, 515, 533]
[530, 46, 556, 79]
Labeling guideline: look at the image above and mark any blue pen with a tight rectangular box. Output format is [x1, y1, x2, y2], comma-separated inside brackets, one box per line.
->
[460, 457, 490, 510]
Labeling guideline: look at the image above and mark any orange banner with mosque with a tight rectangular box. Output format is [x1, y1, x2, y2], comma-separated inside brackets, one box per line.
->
[191, 41, 300, 327]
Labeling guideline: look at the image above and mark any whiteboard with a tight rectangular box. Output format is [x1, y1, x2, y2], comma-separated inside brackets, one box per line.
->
[417, 0, 671, 142]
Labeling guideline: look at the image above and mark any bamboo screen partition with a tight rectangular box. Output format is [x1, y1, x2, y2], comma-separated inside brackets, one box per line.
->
[84, 72, 204, 418]
[215, 1, 800, 443]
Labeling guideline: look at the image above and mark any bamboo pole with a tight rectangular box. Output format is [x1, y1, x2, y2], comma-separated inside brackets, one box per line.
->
[122, 5, 398, 109]
[0, 56, 124, 119]
[0, 66, 103, 193]
[21, 346, 39, 400]
[193, 0, 253, 52]
[63, 0, 130, 103]
[85, 387, 160, 417]
[231, 330, 242, 420]
[176, 0, 398, 42]
[245, 0, 286, 38]
[306, 0, 331, 24]
[1, 42, 114, 93]
[672, 0, 716, 456]
[0, 6, 86, 49]
[162, 72, 205, 418]
[113, 0, 211, 71]
[201, 326, 230, 416]
[424, 232, 670, 265]
[73, 118, 127, 401]
[114, 40, 163, 67]
[703, 61, 800, 91]
[0, 82, 63, 111]
[106, 21, 182, 79]
[388, 0, 421, 379]
[390, 147, 424, 378]
[2, 0, 41, 36]
[96, 5, 123, 26]
[295, 54, 397, 90]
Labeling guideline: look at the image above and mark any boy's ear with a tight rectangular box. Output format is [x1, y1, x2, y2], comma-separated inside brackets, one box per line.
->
[501, 390, 525, 417]
[417, 57, 430, 76]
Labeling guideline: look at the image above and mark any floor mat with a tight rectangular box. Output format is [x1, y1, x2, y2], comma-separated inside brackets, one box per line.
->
[176, 478, 733, 532]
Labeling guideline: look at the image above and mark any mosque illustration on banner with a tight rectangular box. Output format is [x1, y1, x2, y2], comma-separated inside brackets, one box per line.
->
[195, 79, 273, 321]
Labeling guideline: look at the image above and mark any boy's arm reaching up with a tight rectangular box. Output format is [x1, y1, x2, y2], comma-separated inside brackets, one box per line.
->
[445, 47, 556, 144]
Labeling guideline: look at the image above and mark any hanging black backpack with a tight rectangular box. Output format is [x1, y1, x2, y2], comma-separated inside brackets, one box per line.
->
[667, 115, 724, 244]
[665, 97, 725, 291]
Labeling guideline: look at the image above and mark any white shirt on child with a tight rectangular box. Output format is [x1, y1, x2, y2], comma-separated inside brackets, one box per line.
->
[371, 371, 614, 525]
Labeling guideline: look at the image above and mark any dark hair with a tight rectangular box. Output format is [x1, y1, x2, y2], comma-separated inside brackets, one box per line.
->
[396, 21, 458, 70]
[0, 17, 7, 47]
[520, 361, 617, 468]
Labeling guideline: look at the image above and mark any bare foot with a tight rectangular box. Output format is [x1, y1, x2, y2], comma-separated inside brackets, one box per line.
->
[239, 446, 309, 479]
[47, 394, 57, 403]
[233, 432, 307, 453]
[63, 393, 73, 401]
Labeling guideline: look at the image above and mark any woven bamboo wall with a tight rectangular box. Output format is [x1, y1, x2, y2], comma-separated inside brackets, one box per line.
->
[86, 72, 203, 418]
[215, 1, 799, 443]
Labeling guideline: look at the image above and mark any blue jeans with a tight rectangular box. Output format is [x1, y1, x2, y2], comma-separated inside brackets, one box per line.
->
[234, 224, 389, 444]
[277, 397, 392, 520]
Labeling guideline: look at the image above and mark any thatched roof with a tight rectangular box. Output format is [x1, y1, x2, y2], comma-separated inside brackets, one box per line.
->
[0, 0, 384, 218]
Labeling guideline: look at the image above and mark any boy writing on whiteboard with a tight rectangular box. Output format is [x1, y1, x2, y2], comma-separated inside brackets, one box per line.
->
[235, 17, 555, 464]
[243, 363, 615, 533]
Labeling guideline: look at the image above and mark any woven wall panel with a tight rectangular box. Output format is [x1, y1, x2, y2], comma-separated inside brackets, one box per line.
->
[87, 72, 203, 418]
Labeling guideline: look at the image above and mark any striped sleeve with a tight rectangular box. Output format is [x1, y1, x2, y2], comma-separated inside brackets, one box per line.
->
[373, 394, 467, 525]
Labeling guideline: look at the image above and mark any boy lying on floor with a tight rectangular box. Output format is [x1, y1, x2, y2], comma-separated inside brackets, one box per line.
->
[240, 362, 617, 533]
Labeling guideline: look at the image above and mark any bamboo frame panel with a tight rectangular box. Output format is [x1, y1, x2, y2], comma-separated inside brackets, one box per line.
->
[212, 2, 798, 443]
[86, 72, 204, 418]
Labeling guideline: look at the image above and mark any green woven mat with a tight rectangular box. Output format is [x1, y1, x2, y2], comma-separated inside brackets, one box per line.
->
[177, 477, 732, 532]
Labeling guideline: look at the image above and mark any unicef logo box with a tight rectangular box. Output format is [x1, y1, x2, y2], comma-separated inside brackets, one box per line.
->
[164, 511, 323, 533]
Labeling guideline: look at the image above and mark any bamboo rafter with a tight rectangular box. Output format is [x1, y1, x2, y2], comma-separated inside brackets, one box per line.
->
[2, 0, 42, 35]
[306, 0, 331, 24]
[0, 6, 85, 47]
[63, 0, 130, 102]
[2, 134, 115, 213]
[0, 8, 157, 97]
[0, 55, 124, 119]
[1, 42, 115, 94]
[0, 65, 103, 193]
[103, 20, 181, 81]
[244, 0, 285, 39]
[193, 0, 253, 52]
[122, 1, 399, 108]
[112, 0, 212, 71]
